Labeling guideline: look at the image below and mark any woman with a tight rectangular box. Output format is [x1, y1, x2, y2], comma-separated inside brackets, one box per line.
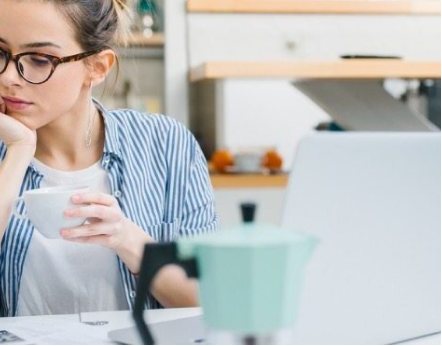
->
[0, 0, 217, 317]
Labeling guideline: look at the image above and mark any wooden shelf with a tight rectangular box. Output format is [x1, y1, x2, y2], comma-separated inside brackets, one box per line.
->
[118, 32, 164, 47]
[187, 0, 441, 15]
[211, 174, 289, 188]
[190, 60, 441, 82]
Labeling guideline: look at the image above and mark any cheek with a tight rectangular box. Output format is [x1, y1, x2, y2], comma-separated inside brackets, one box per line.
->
[41, 73, 84, 111]
[9, 68, 86, 129]
[45, 63, 86, 99]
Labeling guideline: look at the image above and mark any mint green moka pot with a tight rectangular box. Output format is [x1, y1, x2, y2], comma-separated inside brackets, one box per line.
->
[133, 203, 318, 344]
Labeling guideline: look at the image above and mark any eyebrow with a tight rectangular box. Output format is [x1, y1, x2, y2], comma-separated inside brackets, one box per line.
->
[0, 37, 61, 49]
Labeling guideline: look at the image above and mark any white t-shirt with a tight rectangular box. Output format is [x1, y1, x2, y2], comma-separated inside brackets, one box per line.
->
[17, 158, 128, 316]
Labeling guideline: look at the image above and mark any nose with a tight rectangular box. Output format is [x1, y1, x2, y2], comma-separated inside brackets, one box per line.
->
[0, 59, 24, 87]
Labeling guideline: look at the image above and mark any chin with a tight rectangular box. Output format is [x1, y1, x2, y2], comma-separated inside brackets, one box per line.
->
[8, 112, 40, 130]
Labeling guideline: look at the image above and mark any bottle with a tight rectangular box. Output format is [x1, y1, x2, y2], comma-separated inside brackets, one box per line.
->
[135, 0, 161, 36]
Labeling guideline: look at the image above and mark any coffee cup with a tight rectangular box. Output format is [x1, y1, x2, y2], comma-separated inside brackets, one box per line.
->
[234, 152, 264, 172]
[13, 185, 91, 239]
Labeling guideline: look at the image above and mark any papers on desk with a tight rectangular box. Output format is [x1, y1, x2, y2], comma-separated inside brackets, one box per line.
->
[0, 330, 25, 345]
[0, 315, 110, 345]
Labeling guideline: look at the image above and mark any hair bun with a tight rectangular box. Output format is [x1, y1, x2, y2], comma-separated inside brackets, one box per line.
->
[111, 0, 133, 46]
[114, 0, 126, 10]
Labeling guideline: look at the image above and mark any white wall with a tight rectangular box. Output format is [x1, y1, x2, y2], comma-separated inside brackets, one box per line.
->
[188, 14, 441, 66]
[164, 0, 189, 125]
[217, 79, 331, 170]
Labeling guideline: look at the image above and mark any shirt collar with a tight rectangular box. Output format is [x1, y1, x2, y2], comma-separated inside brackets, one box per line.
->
[24, 99, 121, 179]
[93, 98, 123, 160]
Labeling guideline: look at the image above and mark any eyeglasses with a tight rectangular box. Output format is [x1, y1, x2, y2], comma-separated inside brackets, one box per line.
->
[0, 49, 99, 85]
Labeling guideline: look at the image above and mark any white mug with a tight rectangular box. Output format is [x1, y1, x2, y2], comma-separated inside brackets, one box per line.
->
[234, 152, 264, 172]
[13, 185, 91, 239]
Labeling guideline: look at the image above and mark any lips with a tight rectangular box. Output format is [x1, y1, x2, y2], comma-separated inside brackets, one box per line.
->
[2, 96, 33, 111]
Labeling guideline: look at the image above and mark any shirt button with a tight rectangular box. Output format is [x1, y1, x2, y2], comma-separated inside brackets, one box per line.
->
[114, 190, 122, 198]
[130, 291, 136, 299]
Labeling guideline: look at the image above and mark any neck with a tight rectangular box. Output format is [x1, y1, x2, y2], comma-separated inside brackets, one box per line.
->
[35, 99, 105, 171]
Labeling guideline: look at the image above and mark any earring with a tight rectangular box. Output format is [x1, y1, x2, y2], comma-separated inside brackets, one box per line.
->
[85, 82, 95, 148]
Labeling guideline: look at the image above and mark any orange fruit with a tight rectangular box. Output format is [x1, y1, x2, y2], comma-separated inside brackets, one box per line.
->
[263, 150, 283, 170]
[210, 149, 234, 173]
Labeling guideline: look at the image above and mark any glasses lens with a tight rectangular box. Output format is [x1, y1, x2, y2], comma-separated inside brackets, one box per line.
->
[0, 49, 7, 73]
[18, 54, 53, 83]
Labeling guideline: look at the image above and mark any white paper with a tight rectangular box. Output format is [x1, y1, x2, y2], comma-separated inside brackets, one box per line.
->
[1, 316, 112, 345]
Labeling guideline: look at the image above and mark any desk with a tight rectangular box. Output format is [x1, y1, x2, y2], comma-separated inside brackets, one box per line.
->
[0, 308, 201, 345]
[1, 309, 440, 345]
[80, 307, 202, 343]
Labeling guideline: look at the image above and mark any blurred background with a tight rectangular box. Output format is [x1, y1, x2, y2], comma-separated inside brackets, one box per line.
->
[94, 0, 441, 228]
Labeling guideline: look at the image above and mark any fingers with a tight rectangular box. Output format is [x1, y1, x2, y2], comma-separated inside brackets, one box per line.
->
[63, 234, 112, 247]
[64, 204, 120, 221]
[61, 222, 116, 239]
[71, 192, 117, 207]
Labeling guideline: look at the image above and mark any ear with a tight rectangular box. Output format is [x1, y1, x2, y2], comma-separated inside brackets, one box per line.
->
[87, 49, 116, 87]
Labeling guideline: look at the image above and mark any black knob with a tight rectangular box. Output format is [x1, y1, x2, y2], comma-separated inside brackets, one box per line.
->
[241, 203, 256, 223]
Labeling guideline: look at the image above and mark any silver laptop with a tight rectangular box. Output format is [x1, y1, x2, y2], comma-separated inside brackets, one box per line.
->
[108, 315, 206, 345]
[109, 132, 441, 345]
[283, 132, 441, 344]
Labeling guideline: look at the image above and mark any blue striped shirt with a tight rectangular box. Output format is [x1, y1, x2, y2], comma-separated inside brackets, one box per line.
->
[0, 100, 218, 317]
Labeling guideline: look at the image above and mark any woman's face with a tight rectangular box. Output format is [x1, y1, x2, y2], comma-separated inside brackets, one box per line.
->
[0, 0, 90, 130]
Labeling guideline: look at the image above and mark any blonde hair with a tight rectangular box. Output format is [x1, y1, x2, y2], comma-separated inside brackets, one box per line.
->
[112, 0, 133, 46]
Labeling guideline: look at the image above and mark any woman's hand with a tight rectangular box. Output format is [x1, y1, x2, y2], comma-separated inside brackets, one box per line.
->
[62, 192, 132, 249]
[63, 191, 199, 307]
[62, 192, 155, 273]
[0, 96, 37, 152]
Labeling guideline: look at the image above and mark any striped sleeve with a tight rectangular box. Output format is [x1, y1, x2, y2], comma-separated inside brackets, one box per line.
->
[162, 120, 218, 238]
[180, 134, 218, 237]
[0, 141, 6, 162]
[0, 141, 6, 318]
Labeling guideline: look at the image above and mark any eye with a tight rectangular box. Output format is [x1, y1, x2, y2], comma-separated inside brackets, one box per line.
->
[29, 55, 51, 67]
